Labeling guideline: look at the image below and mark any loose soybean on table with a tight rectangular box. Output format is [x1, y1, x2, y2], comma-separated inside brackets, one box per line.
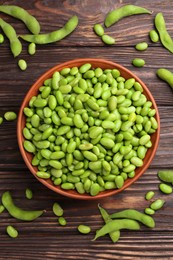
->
[0, 0, 173, 259]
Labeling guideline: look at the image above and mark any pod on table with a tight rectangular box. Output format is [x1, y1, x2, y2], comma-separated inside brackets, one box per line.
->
[110, 209, 155, 228]
[20, 15, 78, 44]
[156, 68, 173, 89]
[2, 191, 44, 221]
[0, 18, 22, 57]
[0, 5, 40, 34]
[92, 219, 140, 241]
[155, 13, 173, 53]
[104, 5, 152, 27]
[98, 205, 120, 243]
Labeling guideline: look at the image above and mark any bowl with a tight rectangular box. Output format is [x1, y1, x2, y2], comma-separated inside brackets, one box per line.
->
[17, 58, 160, 200]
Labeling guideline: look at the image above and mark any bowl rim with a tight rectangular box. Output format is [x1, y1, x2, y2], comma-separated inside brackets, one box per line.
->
[17, 58, 160, 200]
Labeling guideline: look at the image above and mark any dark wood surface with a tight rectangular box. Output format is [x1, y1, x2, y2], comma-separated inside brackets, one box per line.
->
[0, 0, 173, 259]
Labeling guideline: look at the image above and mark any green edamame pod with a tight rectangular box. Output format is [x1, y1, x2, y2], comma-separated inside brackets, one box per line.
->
[0, 18, 22, 57]
[2, 191, 44, 221]
[156, 68, 173, 89]
[20, 15, 78, 44]
[92, 219, 140, 240]
[105, 5, 152, 28]
[0, 5, 40, 34]
[155, 13, 173, 53]
[98, 205, 120, 243]
[110, 209, 155, 228]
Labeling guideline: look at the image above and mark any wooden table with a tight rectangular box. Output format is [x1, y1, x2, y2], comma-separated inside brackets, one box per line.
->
[0, 0, 173, 259]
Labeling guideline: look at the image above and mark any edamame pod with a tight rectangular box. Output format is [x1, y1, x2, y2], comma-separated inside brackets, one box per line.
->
[93, 219, 140, 240]
[156, 68, 173, 89]
[110, 209, 155, 228]
[2, 191, 44, 221]
[0, 5, 40, 34]
[105, 5, 152, 27]
[0, 18, 22, 57]
[20, 16, 78, 44]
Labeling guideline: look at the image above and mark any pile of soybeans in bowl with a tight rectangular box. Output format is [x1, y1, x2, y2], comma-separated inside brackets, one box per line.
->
[17, 58, 160, 200]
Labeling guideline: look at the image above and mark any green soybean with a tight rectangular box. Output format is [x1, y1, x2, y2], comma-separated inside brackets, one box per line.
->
[132, 58, 145, 67]
[145, 191, 155, 201]
[0, 33, 4, 43]
[0, 18, 22, 57]
[28, 42, 36, 55]
[149, 30, 159, 43]
[18, 59, 27, 71]
[20, 16, 78, 44]
[159, 183, 173, 194]
[25, 188, 33, 200]
[6, 225, 18, 238]
[158, 170, 173, 183]
[101, 34, 115, 45]
[58, 216, 67, 226]
[135, 42, 148, 51]
[4, 111, 17, 121]
[53, 202, 63, 217]
[145, 208, 155, 215]
[104, 5, 152, 27]
[150, 199, 165, 211]
[93, 24, 104, 37]
[78, 224, 91, 234]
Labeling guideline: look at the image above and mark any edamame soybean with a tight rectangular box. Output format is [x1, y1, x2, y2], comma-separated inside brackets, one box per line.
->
[6, 225, 18, 238]
[20, 16, 78, 44]
[78, 224, 91, 234]
[132, 58, 145, 67]
[104, 5, 152, 28]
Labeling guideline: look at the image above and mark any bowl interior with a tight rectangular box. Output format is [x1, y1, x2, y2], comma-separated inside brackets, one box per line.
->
[17, 58, 160, 200]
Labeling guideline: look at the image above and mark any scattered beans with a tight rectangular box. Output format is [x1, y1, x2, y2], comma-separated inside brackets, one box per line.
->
[53, 202, 64, 217]
[132, 58, 145, 67]
[28, 42, 36, 55]
[104, 4, 152, 28]
[58, 216, 67, 226]
[155, 13, 173, 53]
[25, 188, 33, 199]
[159, 183, 173, 194]
[0, 18, 22, 57]
[4, 111, 17, 121]
[135, 42, 148, 51]
[150, 199, 165, 211]
[149, 30, 159, 43]
[18, 59, 27, 71]
[93, 24, 104, 37]
[156, 68, 173, 89]
[2, 191, 44, 221]
[144, 207, 155, 215]
[6, 225, 18, 238]
[0, 5, 40, 34]
[101, 34, 115, 45]
[78, 224, 91, 234]
[145, 191, 155, 201]
[20, 16, 78, 44]
[158, 170, 173, 183]
[23, 64, 158, 196]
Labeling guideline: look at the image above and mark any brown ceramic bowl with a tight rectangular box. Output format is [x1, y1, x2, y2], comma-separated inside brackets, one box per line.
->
[17, 58, 160, 200]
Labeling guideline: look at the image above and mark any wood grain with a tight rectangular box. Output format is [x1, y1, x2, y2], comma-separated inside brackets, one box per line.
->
[0, 0, 173, 259]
